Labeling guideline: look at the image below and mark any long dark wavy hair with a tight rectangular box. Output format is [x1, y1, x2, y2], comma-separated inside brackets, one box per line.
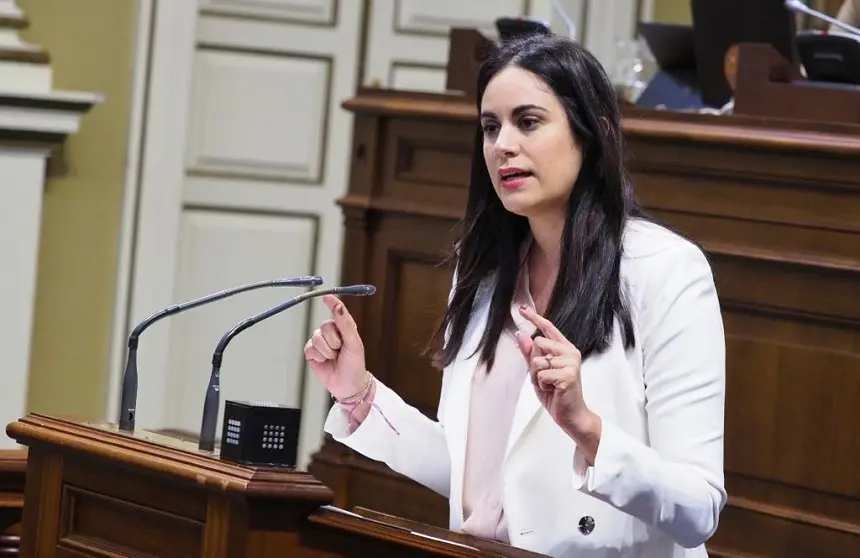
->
[429, 33, 648, 370]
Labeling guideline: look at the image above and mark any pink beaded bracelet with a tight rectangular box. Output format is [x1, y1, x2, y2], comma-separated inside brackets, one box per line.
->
[337, 375, 399, 435]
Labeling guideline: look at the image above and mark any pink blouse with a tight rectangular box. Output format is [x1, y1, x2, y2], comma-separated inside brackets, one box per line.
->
[460, 267, 535, 543]
[343, 265, 536, 544]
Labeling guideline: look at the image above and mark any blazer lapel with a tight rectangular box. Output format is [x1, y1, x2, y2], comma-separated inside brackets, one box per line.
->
[505, 374, 542, 458]
[444, 352, 474, 529]
[445, 283, 492, 527]
[505, 265, 543, 459]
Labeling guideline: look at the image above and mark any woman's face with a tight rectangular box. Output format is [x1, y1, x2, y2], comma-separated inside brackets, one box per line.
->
[480, 66, 582, 219]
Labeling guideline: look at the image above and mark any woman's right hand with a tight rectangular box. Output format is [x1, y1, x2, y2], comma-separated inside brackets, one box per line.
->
[304, 295, 368, 401]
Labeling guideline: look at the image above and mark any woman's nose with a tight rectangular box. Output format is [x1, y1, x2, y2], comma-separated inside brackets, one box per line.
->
[493, 128, 519, 157]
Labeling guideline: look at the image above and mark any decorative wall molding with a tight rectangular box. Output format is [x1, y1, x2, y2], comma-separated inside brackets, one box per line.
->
[0, 0, 50, 90]
[0, 0, 102, 449]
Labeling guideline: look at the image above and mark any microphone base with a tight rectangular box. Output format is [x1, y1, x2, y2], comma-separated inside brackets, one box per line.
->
[218, 399, 301, 468]
[118, 418, 135, 433]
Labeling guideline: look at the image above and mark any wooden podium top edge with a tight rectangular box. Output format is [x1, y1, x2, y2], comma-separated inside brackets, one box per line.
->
[342, 88, 860, 155]
[6, 414, 333, 502]
[311, 506, 549, 558]
[311, 507, 489, 558]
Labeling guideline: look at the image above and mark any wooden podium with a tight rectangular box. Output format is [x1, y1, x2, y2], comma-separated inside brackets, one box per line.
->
[6, 414, 547, 558]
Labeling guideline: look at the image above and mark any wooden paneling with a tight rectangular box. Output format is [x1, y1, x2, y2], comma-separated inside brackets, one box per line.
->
[308, 87, 860, 556]
[0, 450, 26, 558]
[621, 112, 860, 557]
[623, 113, 860, 553]
[59, 486, 204, 558]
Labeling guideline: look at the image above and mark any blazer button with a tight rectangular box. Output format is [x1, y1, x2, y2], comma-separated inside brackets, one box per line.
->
[578, 516, 595, 535]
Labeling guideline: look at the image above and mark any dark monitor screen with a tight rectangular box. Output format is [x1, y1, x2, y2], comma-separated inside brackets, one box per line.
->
[636, 22, 702, 109]
[691, 0, 798, 107]
[638, 22, 696, 71]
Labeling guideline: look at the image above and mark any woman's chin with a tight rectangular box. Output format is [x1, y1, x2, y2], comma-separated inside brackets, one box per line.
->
[499, 194, 538, 217]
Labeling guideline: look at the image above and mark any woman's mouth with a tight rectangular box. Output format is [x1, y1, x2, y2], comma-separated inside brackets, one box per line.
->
[499, 168, 533, 189]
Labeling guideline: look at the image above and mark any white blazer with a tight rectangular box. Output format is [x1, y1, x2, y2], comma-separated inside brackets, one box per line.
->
[324, 219, 727, 558]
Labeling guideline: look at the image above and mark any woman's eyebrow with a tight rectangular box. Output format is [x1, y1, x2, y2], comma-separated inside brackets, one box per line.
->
[480, 104, 548, 119]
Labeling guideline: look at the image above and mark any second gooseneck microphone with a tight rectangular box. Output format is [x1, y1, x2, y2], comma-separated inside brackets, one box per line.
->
[118, 276, 323, 432]
[198, 284, 376, 452]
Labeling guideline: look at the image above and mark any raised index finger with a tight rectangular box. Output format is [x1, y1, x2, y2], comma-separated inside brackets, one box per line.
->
[518, 305, 566, 343]
[322, 295, 362, 350]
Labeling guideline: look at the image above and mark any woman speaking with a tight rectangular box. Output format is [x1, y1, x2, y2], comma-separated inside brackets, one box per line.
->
[304, 32, 727, 558]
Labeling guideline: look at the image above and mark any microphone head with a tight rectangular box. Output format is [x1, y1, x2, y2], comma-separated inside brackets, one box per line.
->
[338, 284, 376, 296]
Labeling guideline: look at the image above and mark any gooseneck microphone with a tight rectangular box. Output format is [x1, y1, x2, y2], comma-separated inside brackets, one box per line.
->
[197, 284, 376, 452]
[117, 276, 324, 432]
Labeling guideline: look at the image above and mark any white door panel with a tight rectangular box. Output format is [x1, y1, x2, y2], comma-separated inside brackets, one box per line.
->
[117, 0, 199, 441]
[395, 0, 527, 33]
[363, 0, 529, 91]
[119, 0, 363, 469]
[198, 0, 338, 24]
[186, 48, 331, 182]
[168, 210, 316, 435]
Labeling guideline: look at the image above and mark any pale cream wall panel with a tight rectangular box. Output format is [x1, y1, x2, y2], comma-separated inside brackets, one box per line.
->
[363, 0, 529, 91]
[0, 151, 46, 448]
[187, 49, 330, 183]
[395, 0, 525, 34]
[199, 0, 337, 25]
[197, 11, 346, 53]
[166, 209, 317, 436]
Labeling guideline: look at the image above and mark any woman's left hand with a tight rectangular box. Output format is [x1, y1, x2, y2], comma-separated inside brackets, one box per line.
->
[515, 305, 602, 462]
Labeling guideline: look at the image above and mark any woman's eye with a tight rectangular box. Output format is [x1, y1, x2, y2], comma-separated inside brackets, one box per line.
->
[520, 116, 539, 130]
[482, 122, 499, 135]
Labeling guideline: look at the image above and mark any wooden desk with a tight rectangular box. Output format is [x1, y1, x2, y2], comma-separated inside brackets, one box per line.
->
[308, 87, 860, 557]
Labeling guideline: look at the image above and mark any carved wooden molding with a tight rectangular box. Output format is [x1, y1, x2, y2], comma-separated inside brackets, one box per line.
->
[7, 414, 334, 500]
[343, 88, 860, 156]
